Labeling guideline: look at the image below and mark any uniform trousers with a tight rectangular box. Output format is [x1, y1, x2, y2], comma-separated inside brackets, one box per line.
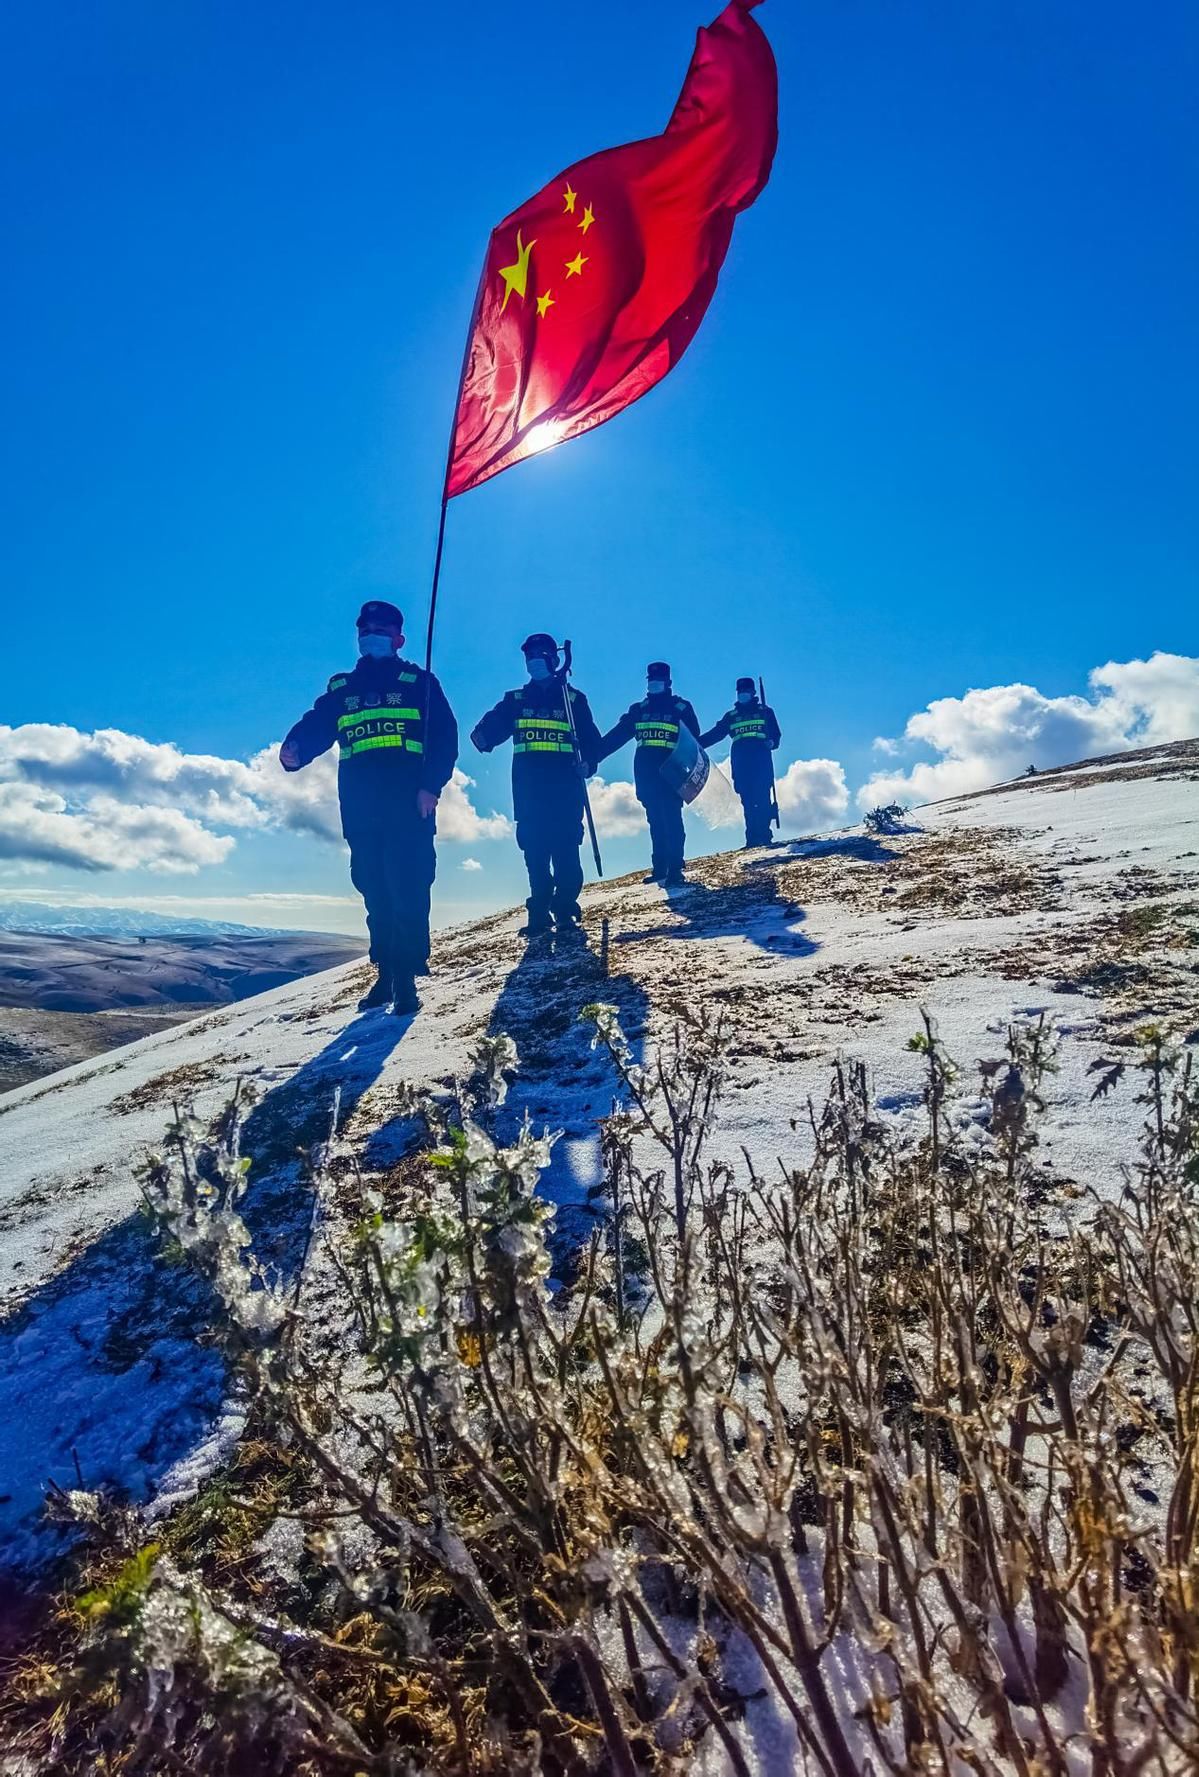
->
[516, 803, 585, 923]
[737, 772, 775, 848]
[636, 771, 686, 878]
[343, 803, 436, 981]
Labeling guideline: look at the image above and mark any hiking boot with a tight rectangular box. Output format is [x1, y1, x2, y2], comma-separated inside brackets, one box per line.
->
[643, 872, 664, 885]
[391, 974, 420, 1016]
[663, 869, 687, 888]
[357, 969, 392, 1011]
[519, 916, 554, 938]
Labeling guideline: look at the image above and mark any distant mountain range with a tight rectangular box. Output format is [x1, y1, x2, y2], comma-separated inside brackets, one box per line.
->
[0, 928, 366, 1016]
[0, 902, 299, 939]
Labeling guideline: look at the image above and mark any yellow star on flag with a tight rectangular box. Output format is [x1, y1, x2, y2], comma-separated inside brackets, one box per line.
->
[578, 204, 595, 235]
[536, 290, 554, 317]
[563, 184, 577, 214]
[498, 229, 536, 313]
[565, 251, 588, 277]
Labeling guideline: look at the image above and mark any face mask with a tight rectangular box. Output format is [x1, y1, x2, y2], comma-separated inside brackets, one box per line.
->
[358, 632, 396, 659]
[647, 679, 667, 696]
[737, 690, 753, 704]
[527, 657, 553, 682]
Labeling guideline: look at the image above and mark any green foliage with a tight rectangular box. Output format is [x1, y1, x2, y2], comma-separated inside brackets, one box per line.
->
[76, 1543, 161, 1626]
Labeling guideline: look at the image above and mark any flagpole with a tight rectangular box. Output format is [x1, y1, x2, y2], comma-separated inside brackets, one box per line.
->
[423, 267, 487, 679]
[423, 492, 450, 678]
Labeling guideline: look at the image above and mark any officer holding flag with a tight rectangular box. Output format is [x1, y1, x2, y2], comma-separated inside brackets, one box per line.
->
[280, 600, 458, 1014]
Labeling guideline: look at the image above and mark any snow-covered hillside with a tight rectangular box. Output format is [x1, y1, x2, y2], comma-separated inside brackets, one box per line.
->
[1, 739, 1196, 1584]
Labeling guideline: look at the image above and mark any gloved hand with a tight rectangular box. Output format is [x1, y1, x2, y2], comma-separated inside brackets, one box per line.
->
[416, 789, 439, 819]
[279, 740, 301, 772]
[469, 725, 490, 752]
[580, 758, 596, 778]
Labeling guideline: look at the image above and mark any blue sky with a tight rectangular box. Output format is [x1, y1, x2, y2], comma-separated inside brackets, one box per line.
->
[2, 0, 1196, 933]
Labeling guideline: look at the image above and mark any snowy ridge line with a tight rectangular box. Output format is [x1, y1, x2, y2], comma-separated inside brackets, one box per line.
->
[927, 733, 1199, 805]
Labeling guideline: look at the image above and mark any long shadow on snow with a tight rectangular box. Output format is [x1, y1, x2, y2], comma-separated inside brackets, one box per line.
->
[0, 1008, 411, 1583]
[483, 927, 649, 1267]
[614, 865, 820, 959]
[752, 834, 901, 866]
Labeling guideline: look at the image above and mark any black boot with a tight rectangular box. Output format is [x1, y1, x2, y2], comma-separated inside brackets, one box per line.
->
[357, 968, 392, 1011]
[519, 914, 554, 938]
[663, 868, 687, 887]
[391, 974, 420, 1016]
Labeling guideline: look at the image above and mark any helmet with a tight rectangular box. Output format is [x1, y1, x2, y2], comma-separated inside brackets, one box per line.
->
[521, 633, 559, 659]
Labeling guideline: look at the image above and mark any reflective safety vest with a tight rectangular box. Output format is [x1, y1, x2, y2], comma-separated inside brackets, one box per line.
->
[730, 711, 769, 743]
[634, 711, 680, 750]
[511, 690, 576, 756]
[336, 674, 424, 761]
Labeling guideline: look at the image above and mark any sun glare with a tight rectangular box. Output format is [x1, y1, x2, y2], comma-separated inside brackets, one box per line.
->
[521, 417, 569, 458]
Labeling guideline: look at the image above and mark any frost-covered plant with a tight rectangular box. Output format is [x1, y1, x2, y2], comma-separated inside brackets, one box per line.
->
[136, 1079, 289, 1343]
[863, 801, 912, 836]
[583, 999, 727, 1240]
[13, 1016, 1199, 1776]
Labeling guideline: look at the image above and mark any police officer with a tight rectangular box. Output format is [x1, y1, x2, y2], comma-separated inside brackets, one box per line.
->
[597, 661, 700, 886]
[279, 600, 458, 1014]
[701, 677, 782, 848]
[471, 634, 602, 938]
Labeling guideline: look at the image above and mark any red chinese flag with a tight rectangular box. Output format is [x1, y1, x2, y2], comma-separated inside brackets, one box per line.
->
[446, 0, 777, 498]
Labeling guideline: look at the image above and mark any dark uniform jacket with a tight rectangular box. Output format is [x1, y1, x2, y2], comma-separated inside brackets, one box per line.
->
[598, 692, 701, 796]
[700, 698, 781, 787]
[283, 657, 458, 831]
[470, 680, 601, 824]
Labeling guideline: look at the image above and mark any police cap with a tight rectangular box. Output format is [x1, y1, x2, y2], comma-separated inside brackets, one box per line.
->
[357, 600, 404, 631]
[647, 660, 671, 680]
[737, 676, 755, 693]
[521, 633, 558, 658]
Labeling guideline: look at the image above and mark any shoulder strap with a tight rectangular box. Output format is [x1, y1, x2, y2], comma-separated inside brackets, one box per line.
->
[327, 673, 349, 692]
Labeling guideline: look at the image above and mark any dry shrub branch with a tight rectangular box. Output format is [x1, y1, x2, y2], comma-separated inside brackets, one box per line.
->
[6, 1012, 1197, 1775]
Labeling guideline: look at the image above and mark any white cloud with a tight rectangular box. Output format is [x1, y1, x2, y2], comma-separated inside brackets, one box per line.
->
[859, 651, 1199, 808]
[0, 782, 234, 874]
[587, 777, 647, 837]
[437, 770, 513, 843]
[1, 724, 263, 826]
[589, 760, 850, 839]
[1089, 653, 1199, 744]
[775, 758, 851, 830]
[245, 745, 341, 842]
[0, 725, 511, 875]
[460, 857, 483, 872]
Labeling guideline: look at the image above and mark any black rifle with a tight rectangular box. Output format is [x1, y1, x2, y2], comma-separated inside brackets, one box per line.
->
[760, 675, 780, 829]
[559, 640, 604, 878]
